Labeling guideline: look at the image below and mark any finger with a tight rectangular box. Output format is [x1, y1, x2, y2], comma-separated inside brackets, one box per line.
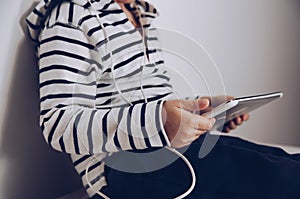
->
[182, 129, 204, 144]
[199, 106, 212, 114]
[201, 96, 222, 107]
[195, 129, 207, 137]
[225, 95, 235, 101]
[204, 95, 235, 107]
[223, 126, 231, 133]
[179, 99, 210, 112]
[234, 117, 242, 125]
[228, 121, 237, 130]
[194, 117, 216, 131]
[242, 114, 249, 121]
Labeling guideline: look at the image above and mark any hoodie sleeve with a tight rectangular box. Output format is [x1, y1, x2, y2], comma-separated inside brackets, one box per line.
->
[38, 23, 170, 155]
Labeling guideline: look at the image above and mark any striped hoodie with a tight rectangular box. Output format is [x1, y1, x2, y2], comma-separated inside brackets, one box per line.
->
[26, 0, 176, 197]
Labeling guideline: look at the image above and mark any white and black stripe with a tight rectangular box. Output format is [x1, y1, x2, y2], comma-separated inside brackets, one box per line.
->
[26, 0, 174, 197]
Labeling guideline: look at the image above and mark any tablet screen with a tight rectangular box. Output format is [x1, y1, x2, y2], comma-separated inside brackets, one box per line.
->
[207, 91, 283, 130]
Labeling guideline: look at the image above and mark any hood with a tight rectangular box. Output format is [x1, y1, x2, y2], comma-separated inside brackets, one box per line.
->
[25, 0, 114, 43]
[25, 0, 158, 44]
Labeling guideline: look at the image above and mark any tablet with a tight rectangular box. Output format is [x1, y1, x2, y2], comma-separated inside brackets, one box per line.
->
[201, 91, 283, 130]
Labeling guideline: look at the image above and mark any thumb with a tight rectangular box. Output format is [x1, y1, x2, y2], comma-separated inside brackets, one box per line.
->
[179, 98, 210, 112]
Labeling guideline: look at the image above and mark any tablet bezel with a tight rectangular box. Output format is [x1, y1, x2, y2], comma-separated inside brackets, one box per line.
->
[201, 91, 283, 130]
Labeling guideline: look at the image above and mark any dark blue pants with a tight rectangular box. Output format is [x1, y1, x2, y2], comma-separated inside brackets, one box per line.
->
[93, 135, 300, 199]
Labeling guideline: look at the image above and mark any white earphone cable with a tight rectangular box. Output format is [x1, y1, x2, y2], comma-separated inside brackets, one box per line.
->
[137, 8, 149, 103]
[85, 154, 110, 199]
[88, 0, 133, 106]
[165, 147, 196, 199]
[85, 1, 196, 198]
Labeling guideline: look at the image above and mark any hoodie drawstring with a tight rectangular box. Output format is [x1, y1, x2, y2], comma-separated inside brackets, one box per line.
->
[85, 1, 196, 199]
[88, 0, 150, 106]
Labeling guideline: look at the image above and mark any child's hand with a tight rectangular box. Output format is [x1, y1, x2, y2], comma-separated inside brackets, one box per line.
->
[162, 99, 216, 148]
[200, 96, 250, 133]
[222, 114, 249, 133]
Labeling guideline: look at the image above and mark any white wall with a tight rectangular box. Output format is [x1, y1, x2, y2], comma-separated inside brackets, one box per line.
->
[0, 1, 82, 199]
[0, 0, 299, 198]
[151, 0, 300, 146]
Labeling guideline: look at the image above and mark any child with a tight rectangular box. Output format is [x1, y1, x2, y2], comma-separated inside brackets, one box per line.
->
[26, 0, 300, 198]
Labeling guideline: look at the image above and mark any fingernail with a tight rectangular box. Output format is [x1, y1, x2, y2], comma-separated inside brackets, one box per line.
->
[200, 99, 209, 106]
